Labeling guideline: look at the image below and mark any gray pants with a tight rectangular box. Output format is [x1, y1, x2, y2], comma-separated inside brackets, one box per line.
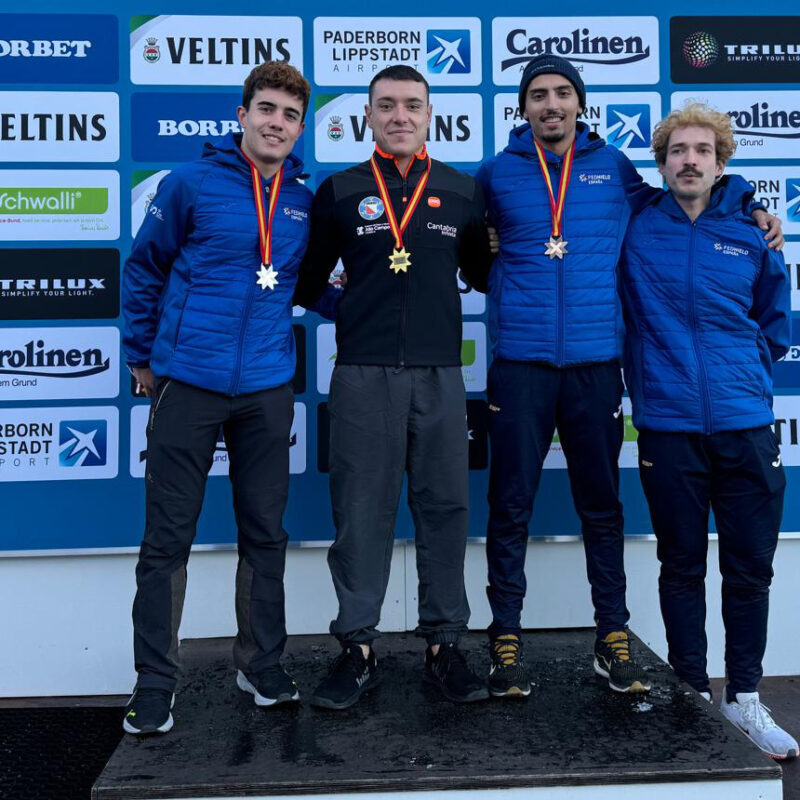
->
[327, 365, 471, 645]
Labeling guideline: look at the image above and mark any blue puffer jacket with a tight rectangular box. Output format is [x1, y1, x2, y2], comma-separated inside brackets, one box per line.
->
[476, 122, 657, 366]
[620, 176, 791, 434]
[123, 133, 314, 396]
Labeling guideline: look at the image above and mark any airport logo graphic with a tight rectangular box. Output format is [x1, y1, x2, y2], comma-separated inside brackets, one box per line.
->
[605, 104, 651, 150]
[0, 170, 119, 242]
[493, 93, 659, 158]
[0, 406, 118, 482]
[0, 14, 118, 84]
[315, 93, 482, 162]
[358, 196, 384, 221]
[130, 15, 303, 86]
[682, 31, 719, 68]
[313, 17, 480, 86]
[671, 92, 800, 160]
[59, 420, 107, 467]
[787, 180, 800, 223]
[492, 17, 659, 85]
[0, 327, 119, 401]
[426, 29, 471, 74]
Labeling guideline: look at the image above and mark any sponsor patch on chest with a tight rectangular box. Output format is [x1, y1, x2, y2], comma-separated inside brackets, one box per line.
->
[713, 241, 750, 257]
[283, 207, 308, 223]
[577, 171, 614, 185]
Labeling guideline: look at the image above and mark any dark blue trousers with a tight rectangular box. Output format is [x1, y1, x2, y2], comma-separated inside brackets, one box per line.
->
[486, 359, 629, 639]
[637, 426, 784, 695]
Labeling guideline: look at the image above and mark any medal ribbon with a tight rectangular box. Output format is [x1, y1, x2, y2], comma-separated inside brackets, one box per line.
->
[246, 159, 283, 266]
[369, 153, 431, 251]
[533, 139, 574, 238]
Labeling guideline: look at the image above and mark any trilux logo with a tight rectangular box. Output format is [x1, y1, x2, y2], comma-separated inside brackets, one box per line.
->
[0, 188, 108, 213]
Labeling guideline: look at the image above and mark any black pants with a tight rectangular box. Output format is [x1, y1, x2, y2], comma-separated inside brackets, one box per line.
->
[638, 426, 785, 695]
[327, 365, 470, 646]
[133, 379, 294, 691]
[486, 359, 629, 638]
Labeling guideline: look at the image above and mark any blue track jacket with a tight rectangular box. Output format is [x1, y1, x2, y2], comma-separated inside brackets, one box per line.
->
[619, 176, 791, 434]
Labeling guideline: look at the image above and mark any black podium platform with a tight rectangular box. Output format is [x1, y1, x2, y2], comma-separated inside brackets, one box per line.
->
[94, 630, 782, 800]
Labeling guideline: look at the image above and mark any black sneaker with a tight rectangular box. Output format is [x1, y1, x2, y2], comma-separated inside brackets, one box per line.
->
[237, 666, 300, 707]
[311, 645, 380, 710]
[593, 631, 651, 693]
[424, 643, 489, 703]
[122, 688, 175, 735]
[488, 634, 531, 698]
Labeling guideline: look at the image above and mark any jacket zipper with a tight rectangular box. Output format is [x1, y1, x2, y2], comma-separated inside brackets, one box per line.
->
[687, 221, 712, 434]
[398, 171, 410, 368]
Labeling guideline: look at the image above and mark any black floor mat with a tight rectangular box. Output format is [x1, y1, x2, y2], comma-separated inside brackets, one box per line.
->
[0, 707, 123, 800]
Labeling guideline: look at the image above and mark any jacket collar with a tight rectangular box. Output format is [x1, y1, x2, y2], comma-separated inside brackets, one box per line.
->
[505, 120, 601, 162]
[373, 143, 429, 178]
[202, 131, 305, 182]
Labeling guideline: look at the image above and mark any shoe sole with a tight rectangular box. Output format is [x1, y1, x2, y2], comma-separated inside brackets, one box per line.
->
[237, 670, 300, 707]
[489, 684, 531, 698]
[593, 659, 651, 693]
[310, 672, 381, 710]
[423, 672, 490, 703]
[122, 693, 175, 735]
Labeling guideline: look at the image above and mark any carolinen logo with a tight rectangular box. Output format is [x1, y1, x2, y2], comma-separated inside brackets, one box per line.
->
[727, 102, 800, 139]
[426, 30, 471, 74]
[0, 339, 109, 378]
[502, 27, 649, 71]
[682, 31, 720, 68]
[786, 181, 800, 221]
[59, 419, 107, 467]
[606, 104, 650, 150]
[358, 196, 384, 220]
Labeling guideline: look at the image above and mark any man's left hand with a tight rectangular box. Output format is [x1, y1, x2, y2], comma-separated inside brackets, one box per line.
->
[753, 210, 784, 251]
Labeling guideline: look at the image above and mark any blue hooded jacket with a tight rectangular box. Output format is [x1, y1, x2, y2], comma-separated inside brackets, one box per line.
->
[123, 133, 320, 396]
[619, 175, 791, 434]
[476, 122, 657, 366]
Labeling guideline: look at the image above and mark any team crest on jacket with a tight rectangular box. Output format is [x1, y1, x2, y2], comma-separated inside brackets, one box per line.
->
[358, 196, 385, 221]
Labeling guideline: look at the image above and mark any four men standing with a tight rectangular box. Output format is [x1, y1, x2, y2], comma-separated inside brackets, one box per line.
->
[122, 56, 795, 757]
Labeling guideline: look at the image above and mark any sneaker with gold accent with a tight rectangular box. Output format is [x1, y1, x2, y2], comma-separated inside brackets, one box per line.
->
[488, 634, 531, 698]
[593, 631, 651, 693]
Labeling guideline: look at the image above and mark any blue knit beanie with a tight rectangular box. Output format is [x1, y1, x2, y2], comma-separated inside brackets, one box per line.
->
[518, 54, 586, 114]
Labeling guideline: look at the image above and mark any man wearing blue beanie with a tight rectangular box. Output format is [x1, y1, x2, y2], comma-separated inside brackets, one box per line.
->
[475, 54, 783, 699]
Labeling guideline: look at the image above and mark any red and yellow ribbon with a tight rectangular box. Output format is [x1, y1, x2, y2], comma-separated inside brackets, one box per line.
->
[533, 139, 574, 238]
[244, 156, 283, 267]
[369, 153, 431, 252]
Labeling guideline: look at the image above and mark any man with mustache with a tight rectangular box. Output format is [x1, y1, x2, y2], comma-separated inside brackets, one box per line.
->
[294, 65, 493, 709]
[619, 103, 796, 760]
[476, 55, 782, 699]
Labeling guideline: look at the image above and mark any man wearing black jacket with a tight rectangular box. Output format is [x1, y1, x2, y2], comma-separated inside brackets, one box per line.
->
[294, 65, 492, 708]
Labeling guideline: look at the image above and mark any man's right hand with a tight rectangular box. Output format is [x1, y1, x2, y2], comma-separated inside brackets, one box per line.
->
[132, 366, 156, 398]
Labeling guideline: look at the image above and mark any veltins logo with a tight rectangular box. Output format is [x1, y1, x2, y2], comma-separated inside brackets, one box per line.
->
[0, 14, 118, 84]
[358, 196, 385, 221]
[671, 92, 800, 161]
[130, 15, 303, 86]
[59, 420, 107, 467]
[0, 406, 118, 482]
[0, 170, 119, 241]
[0, 327, 119, 401]
[605, 104, 651, 150]
[314, 93, 483, 163]
[0, 91, 119, 162]
[682, 31, 719, 68]
[314, 17, 481, 86]
[426, 29, 471, 74]
[787, 180, 800, 223]
[785, 242, 800, 312]
[492, 17, 659, 86]
[772, 396, 800, 465]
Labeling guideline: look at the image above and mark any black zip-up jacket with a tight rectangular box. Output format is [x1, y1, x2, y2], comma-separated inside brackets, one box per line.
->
[294, 148, 492, 367]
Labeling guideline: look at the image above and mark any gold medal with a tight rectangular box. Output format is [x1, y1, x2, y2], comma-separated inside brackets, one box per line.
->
[369, 150, 430, 275]
[534, 138, 574, 262]
[389, 247, 411, 273]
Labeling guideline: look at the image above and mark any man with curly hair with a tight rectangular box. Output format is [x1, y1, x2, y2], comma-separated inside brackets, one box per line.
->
[122, 61, 335, 735]
[619, 103, 796, 759]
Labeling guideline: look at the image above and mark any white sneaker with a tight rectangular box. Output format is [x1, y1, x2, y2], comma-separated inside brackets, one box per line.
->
[699, 691, 712, 703]
[720, 691, 799, 760]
